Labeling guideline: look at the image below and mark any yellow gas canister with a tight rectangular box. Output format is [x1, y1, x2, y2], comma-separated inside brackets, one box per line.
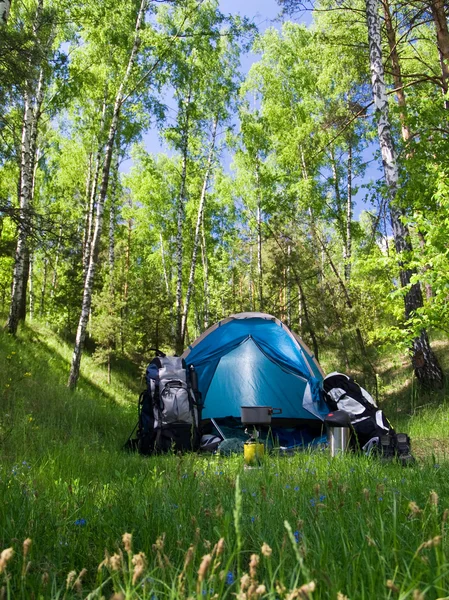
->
[243, 441, 265, 465]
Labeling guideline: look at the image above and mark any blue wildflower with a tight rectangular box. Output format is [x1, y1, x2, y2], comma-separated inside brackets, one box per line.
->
[378, 497, 383, 502]
[226, 571, 235, 585]
[319, 495, 326, 502]
[294, 530, 301, 543]
[294, 486, 299, 491]
[310, 498, 316, 507]
[74, 518, 86, 526]
[251, 492, 256, 497]
[285, 485, 291, 489]
[251, 516, 255, 523]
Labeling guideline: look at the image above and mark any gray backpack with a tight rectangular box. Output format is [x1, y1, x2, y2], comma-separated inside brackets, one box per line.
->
[137, 355, 201, 454]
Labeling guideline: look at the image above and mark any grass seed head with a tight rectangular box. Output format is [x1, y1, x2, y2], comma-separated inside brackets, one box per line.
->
[215, 537, 225, 556]
[197, 553, 212, 583]
[429, 490, 439, 506]
[66, 570, 77, 589]
[74, 568, 87, 595]
[109, 553, 122, 571]
[0, 548, 14, 574]
[183, 545, 194, 570]
[386, 580, 399, 593]
[240, 573, 251, 591]
[132, 552, 147, 585]
[23, 538, 32, 558]
[261, 542, 272, 557]
[122, 533, 132, 553]
[363, 489, 370, 500]
[408, 501, 422, 517]
[249, 553, 259, 579]
[443, 508, 449, 523]
[412, 590, 424, 600]
[365, 535, 376, 547]
[41, 572, 49, 587]
[337, 593, 349, 600]
[255, 584, 266, 595]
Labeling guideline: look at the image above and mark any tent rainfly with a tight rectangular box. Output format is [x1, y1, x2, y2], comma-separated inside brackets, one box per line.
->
[181, 312, 328, 421]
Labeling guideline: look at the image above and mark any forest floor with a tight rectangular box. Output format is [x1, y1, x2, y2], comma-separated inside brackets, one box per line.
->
[1, 320, 449, 599]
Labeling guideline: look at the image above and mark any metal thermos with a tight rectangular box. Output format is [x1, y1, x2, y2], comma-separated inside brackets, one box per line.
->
[189, 364, 198, 392]
[324, 410, 351, 456]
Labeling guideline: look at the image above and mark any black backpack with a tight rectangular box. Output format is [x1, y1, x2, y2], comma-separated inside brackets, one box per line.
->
[322, 372, 394, 450]
[128, 354, 202, 455]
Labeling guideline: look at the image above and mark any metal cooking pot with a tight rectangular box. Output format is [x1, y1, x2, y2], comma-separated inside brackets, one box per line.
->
[240, 406, 282, 425]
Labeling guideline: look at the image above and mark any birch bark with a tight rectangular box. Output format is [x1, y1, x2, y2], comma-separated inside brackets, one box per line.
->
[180, 117, 217, 345]
[0, 0, 11, 25]
[429, 0, 449, 107]
[68, 0, 147, 389]
[175, 92, 191, 355]
[365, 0, 444, 388]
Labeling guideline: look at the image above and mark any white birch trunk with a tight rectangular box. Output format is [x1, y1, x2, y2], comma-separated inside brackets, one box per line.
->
[29, 253, 34, 320]
[200, 213, 209, 330]
[180, 117, 217, 345]
[68, 0, 147, 388]
[83, 91, 108, 280]
[344, 143, 352, 281]
[365, 0, 444, 388]
[175, 92, 191, 354]
[255, 163, 263, 311]
[430, 0, 449, 107]
[0, 0, 11, 25]
[40, 256, 47, 317]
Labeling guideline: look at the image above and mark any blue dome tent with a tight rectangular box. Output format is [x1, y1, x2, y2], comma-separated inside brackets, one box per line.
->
[181, 312, 328, 422]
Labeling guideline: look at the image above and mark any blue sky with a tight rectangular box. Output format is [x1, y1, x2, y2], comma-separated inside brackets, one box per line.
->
[127, 0, 377, 218]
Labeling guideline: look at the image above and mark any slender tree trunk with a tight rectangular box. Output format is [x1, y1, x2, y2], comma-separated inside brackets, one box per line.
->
[365, 0, 444, 388]
[382, 0, 412, 141]
[0, 0, 11, 25]
[50, 223, 62, 300]
[344, 143, 353, 281]
[83, 91, 108, 280]
[40, 257, 47, 317]
[5, 3, 47, 334]
[287, 244, 292, 328]
[175, 91, 191, 355]
[429, 0, 449, 108]
[255, 163, 263, 311]
[121, 197, 132, 354]
[68, 0, 147, 389]
[297, 280, 319, 362]
[29, 253, 34, 320]
[200, 213, 209, 329]
[181, 117, 217, 345]
[160, 232, 175, 339]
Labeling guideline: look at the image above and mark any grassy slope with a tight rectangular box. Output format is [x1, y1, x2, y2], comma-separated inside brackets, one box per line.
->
[1, 322, 449, 599]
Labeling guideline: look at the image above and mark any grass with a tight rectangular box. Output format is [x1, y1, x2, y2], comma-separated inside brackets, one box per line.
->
[1, 321, 449, 599]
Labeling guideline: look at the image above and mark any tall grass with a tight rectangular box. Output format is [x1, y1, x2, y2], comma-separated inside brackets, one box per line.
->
[1, 323, 449, 599]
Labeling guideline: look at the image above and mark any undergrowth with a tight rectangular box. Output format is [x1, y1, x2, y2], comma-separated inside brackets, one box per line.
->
[1, 322, 449, 599]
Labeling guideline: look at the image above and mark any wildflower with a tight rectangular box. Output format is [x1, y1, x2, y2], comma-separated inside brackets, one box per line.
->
[226, 571, 235, 585]
[0, 548, 14, 574]
[250, 516, 255, 523]
[286, 485, 291, 489]
[319, 495, 326, 502]
[309, 498, 316, 507]
[294, 530, 301, 543]
[378, 497, 383, 502]
[24, 372, 32, 377]
[74, 518, 86, 526]
[294, 486, 299, 491]
[261, 542, 272, 557]
[252, 492, 256, 497]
